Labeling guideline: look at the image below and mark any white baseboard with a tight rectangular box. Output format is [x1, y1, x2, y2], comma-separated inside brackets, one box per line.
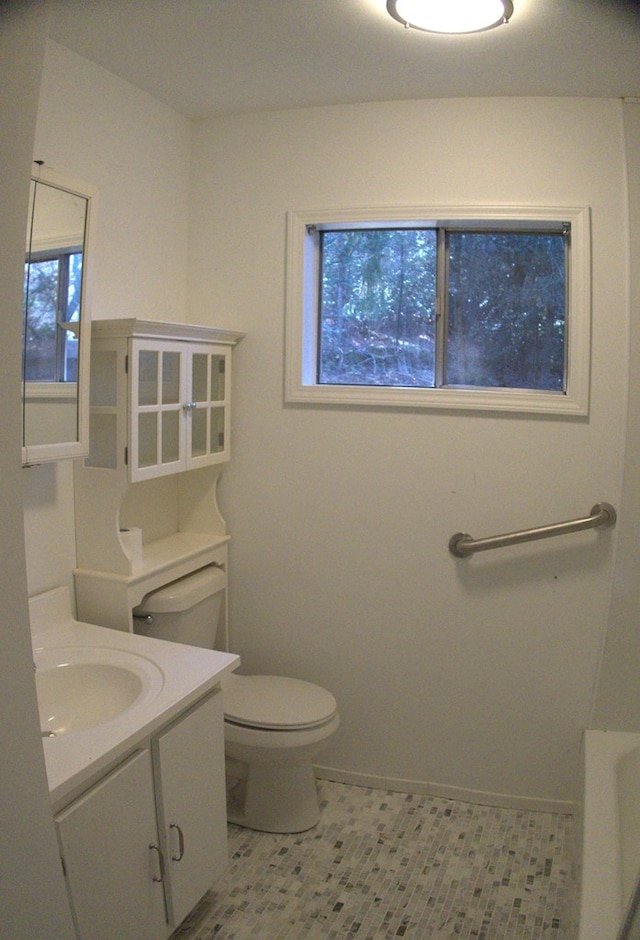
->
[314, 764, 575, 815]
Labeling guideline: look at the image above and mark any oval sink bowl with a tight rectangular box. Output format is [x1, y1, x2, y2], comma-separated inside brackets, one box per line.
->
[35, 646, 164, 736]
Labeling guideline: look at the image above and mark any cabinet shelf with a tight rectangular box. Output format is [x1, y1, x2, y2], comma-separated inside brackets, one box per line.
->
[75, 532, 229, 626]
[75, 531, 229, 585]
[136, 531, 228, 578]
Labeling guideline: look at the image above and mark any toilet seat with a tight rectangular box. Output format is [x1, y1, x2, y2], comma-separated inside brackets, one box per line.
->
[223, 674, 337, 731]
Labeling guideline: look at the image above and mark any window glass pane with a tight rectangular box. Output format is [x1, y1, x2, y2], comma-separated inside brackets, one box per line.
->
[318, 229, 437, 387]
[138, 412, 157, 467]
[161, 351, 180, 404]
[446, 232, 566, 391]
[192, 354, 208, 402]
[161, 410, 180, 464]
[23, 258, 59, 380]
[23, 250, 82, 382]
[62, 252, 83, 382]
[138, 351, 158, 406]
[191, 408, 207, 457]
[90, 350, 117, 407]
[87, 413, 117, 469]
[211, 355, 225, 400]
[210, 408, 225, 453]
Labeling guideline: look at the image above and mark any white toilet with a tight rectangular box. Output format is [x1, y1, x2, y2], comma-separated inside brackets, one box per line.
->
[132, 565, 339, 833]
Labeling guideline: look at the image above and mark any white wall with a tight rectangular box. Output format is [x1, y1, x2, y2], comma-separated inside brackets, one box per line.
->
[0, 4, 76, 937]
[23, 40, 192, 600]
[189, 98, 629, 806]
[35, 40, 191, 325]
[592, 101, 640, 729]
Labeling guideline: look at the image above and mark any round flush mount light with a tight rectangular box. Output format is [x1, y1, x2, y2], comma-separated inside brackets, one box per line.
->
[386, 0, 514, 34]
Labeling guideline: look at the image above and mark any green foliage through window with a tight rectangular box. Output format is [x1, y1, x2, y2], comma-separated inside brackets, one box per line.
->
[317, 226, 567, 392]
[23, 249, 82, 382]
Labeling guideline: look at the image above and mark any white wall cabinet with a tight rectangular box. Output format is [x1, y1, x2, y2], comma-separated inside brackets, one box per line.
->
[73, 319, 243, 633]
[56, 691, 226, 940]
[87, 319, 242, 481]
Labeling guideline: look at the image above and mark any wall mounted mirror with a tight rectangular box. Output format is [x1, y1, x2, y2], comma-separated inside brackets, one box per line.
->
[22, 164, 97, 465]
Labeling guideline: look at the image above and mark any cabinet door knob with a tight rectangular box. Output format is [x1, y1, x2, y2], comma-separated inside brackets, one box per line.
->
[182, 401, 197, 411]
[169, 822, 185, 862]
[149, 843, 165, 882]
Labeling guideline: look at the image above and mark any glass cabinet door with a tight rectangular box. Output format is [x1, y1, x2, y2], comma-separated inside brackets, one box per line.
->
[129, 340, 230, 481]
[131, 341, 183, 480]
[186, 347, 229, 467]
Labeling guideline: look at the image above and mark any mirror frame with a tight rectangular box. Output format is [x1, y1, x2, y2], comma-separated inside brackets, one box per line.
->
[22, 165, 97, 466]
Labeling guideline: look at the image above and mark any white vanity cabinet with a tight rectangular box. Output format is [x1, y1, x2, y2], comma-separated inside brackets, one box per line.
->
[56, 749, 166, 940]
[55, 691, 226, 940]
[153, 689, 227, 927]
[86, 319, 243, 481]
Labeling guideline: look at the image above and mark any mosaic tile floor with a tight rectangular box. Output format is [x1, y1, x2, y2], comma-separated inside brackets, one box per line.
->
[170, 780, 574, 940]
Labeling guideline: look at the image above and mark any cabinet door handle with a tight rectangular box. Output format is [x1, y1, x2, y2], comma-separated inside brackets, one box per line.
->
[149, 843, 165, 882]
[170, 823, 185, 862]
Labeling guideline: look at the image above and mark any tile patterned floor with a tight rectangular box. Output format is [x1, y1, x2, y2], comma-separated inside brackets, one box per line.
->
[170, 780, 574, 940]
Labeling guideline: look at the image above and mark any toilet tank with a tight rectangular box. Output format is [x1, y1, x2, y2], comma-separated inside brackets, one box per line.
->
[132, 564, 226, 650]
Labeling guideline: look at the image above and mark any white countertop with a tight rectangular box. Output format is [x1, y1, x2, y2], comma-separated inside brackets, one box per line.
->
[30, 589, 239, 812]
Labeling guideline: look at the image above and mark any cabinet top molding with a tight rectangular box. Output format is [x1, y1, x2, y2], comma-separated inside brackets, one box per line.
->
[92, 318, 245, 346]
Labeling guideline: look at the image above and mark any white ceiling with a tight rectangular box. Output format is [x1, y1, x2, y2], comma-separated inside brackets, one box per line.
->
[48, 0, 640, 121]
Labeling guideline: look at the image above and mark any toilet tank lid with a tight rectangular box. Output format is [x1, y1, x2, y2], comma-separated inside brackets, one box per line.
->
[134, 565, 226, 614]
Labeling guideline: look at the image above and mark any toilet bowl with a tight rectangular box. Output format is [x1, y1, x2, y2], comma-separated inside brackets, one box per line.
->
[223, 673, 339, 832]
[132, 565, 339, 833]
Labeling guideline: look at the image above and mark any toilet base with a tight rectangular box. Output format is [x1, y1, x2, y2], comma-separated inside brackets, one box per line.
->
[226, 756, 320, 833]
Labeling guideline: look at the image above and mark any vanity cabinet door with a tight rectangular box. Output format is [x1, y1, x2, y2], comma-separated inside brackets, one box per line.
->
[153, 690, 227, 928]
[56, 750, 167, 940]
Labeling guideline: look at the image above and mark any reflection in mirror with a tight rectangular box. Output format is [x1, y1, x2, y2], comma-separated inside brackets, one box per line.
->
[22, 165, 96, 464]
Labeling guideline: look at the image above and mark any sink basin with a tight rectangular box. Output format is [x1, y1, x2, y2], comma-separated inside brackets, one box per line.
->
[34, 646, 164, 736]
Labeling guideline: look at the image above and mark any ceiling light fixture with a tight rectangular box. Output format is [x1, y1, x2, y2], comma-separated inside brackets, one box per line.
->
[386, 0, 514, 34]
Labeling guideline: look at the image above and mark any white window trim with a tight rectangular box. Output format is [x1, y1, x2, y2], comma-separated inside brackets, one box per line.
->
[24, 382, 78, 400]
[285, 205, 591, 416]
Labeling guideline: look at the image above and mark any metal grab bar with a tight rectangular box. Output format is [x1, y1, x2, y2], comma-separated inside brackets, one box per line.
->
[449, 502, 617, 558]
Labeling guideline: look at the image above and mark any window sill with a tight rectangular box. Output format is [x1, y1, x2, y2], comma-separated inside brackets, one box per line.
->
[24, 382, 77, 400]
[285, 381, 587, 416]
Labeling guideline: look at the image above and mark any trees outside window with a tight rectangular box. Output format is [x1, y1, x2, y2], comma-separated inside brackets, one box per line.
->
[23, 249, 82, 382]
[318, 227, 565, 393]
